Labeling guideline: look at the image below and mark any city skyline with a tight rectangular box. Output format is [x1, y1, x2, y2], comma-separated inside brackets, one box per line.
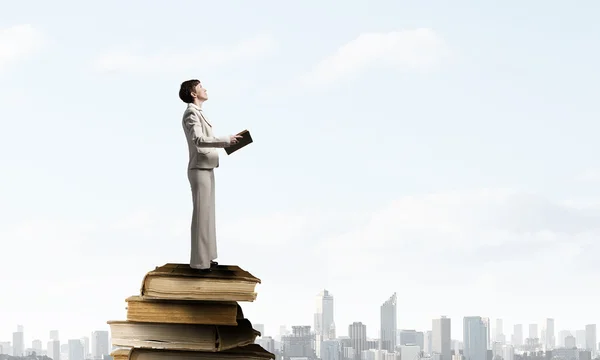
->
[1, 296, 598, 348]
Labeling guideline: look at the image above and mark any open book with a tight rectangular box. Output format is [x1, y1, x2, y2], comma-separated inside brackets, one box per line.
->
[225, 130, 253, 155]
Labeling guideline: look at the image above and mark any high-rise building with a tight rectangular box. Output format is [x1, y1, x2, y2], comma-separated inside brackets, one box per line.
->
[565, 335, 576, 348]
[91, 331, 109, 359]
[463, 316, 488, 360]
[13, 329, 24, 356]
[529, 324, 538, 340]
[47, 340, 60, 360]
[545, 319, 555, 349]
[68, 339, 84, 360]
[315, 290, 334, 339]
[585, 324, 597, 356]
[380, 293, 397, 352]
[482, 318, 491, 350]
[80, 337, 90, 358]
[432, 316, 451, 360]
[576, 330, 587, 348]
[349, 322, 367, 360]
[424, 331, 432, 354]
[512, 324, 523, 346]
[495, 319, 504, 342]
[321, 340, 341, 360]
[282, 326, 315, 359]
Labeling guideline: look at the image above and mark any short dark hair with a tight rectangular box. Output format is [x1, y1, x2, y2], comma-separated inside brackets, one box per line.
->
[179, 79, 200, 103]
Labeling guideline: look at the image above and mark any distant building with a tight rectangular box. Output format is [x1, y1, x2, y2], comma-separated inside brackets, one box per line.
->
[91, 331, 109, 360]
[13, 330, 25, 356]
[463, 316, 488, 360]
[281, 325, 315, 360]
[321, 340, 341, 360]
[68, 339, 84, 360]
[564, 335, 576, 348]
[349, 322, 367, 360]
[512, 325, 523, 347]
[0, 342, 12, 356]
[47, 340, 60, 360]
[432, 317, 452, 360]
[32, 340, 43, 355]
[380, 293, 397, 352]
[585, 324, 596, 357]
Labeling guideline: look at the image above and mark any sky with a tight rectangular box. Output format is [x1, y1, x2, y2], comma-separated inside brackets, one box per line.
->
[2, 0, 600, 346]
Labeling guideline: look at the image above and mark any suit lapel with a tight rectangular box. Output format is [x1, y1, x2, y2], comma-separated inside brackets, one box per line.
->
[198, 109, 212, 127]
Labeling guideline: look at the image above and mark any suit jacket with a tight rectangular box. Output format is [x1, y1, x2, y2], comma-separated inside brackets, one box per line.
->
[182, 103, 231, 170]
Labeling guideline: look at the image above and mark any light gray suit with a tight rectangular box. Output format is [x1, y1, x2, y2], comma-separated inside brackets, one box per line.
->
[182, 103, 231, 269]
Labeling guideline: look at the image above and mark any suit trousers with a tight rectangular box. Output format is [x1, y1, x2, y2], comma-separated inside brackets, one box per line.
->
[187, 168, 217, 269]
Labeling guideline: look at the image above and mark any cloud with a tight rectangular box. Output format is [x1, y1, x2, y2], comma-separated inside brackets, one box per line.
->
[300, 28, 448, 87]
[314, 188, 599, 286]
[0, 24, 44, 71]
[93, 34, 275, 73]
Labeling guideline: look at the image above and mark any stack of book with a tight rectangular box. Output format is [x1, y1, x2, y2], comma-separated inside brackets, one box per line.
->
[108, 263, 274, 360]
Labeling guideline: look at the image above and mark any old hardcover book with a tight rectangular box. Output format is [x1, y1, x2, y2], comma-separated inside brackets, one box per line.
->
[125, 296, 243, 325]
[111, 344, 275, 360]
[225, 130, 253, 155]
[140, 264, 260, 302]
[107, 318, 259, 352]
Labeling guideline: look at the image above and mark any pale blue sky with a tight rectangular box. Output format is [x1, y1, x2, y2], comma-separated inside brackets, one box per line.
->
[2, 0, 600, 345]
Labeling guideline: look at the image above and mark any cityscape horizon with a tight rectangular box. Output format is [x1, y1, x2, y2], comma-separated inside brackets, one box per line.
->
[1, 289, 598, 360]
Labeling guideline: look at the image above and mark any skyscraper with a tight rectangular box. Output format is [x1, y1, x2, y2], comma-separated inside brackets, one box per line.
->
[495, 319, 504, 343]
[529, 324, 538, 340]
[576, 329, 586, 349]
[315, 290, 335, 340]
[424, 330, 432, 354]
[68, 339, 84, 360]
[585, 324, 597, 356]
[380, 293, 397, 352]
[512, 324, 523, 346]
[91, 331, 109, 359]
[432, 316, 451, 360]
[482, 318, 491, 349]
[349, 322, 367, 360]
[12, 329, 24, 357]
[463, 316, 488, 360]
[545, 318, 555, 349]
[47, 340, 60, 360]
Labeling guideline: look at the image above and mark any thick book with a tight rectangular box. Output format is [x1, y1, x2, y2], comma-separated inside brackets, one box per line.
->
[125, 296, 243, 325]
[225, 130, 253, 155]
[140, 264, 261, 302]
[111, 344, 275, 360]
[107, 318, 259, 352]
